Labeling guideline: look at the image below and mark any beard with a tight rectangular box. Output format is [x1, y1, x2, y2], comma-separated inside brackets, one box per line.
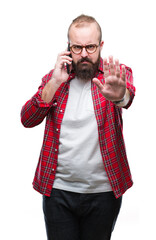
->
[72, 54, 100, 81]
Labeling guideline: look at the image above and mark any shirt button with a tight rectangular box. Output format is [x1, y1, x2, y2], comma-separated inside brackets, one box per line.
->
[56, 128, 59, 132]
[53, 102, 57, 106]
[52, 168, 55, 171]
[60, 109, 63, 113]
[55, 149, 57, 152]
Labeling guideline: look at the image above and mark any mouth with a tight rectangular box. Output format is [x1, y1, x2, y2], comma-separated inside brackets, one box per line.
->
[79, 58, 92, 64]
[79, 62, 91, 69]
[81, 61, 89, 64]
[80, 60, 92, 66]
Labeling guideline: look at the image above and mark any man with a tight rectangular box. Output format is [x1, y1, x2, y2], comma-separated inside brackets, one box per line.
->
[21, 14, 135, 240]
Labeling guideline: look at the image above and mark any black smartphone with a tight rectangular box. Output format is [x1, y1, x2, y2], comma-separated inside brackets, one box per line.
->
[66, 43, 72, 74]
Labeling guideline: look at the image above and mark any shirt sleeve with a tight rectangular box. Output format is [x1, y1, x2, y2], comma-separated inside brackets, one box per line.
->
[122, 65, 136, 109]
[20, 70, 57, 128]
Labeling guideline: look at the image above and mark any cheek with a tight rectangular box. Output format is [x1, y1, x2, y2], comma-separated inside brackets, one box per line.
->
[92, 51, 100, 63]
[90, 55, 97, 64]
[71, 54, 80, 64]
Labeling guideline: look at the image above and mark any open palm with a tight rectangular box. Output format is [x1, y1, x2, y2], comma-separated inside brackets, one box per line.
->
[93, 56, 126, 102]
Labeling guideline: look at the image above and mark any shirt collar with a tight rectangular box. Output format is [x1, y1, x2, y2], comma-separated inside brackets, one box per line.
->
[98, 57, 104, 74]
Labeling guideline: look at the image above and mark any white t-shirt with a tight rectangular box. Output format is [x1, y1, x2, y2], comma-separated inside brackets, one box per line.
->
[53, 77, 112, 193]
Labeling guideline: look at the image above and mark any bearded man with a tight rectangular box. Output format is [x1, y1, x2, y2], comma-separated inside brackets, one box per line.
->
[21, 14, 136, 240]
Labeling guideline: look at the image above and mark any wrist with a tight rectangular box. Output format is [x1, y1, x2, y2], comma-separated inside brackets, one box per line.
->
[113, 96, 125, 105]
[113, 89, 130, 107]
[50, 77, 62, 89]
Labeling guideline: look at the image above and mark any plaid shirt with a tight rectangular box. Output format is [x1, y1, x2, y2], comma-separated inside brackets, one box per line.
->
[21, 58, 135, 198]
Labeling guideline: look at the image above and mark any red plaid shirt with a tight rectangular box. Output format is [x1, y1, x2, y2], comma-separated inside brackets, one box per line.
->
[21, 58, 135, 198]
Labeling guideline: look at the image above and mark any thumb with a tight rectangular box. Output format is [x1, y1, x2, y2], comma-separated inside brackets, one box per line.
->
[92, 78, 104, 92]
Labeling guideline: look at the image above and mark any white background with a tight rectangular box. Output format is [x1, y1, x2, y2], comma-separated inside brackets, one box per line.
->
[0, 0, 156, 239]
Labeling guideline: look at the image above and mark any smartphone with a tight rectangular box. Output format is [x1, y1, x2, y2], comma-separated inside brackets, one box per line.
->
[66, 43, 72, 74]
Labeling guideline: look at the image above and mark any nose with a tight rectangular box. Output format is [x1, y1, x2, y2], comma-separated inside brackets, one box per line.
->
[81, 47, 88, 58]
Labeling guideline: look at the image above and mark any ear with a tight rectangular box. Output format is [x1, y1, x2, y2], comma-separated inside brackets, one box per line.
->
[100, 41, 104, 50]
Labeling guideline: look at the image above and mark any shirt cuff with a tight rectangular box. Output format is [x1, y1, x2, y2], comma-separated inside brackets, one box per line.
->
[31, 88, 57, 108]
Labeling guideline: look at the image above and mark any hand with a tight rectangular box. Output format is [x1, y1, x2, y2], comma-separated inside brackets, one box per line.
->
[52, 50, 72, 86]
[41, 51, 72, 103]
[92, 56, 126, 102]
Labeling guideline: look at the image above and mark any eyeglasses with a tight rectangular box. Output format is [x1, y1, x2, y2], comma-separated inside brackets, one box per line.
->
[70, 44, 99, 55]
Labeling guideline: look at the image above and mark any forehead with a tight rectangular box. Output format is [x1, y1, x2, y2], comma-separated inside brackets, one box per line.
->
[69, 22, 100, 45]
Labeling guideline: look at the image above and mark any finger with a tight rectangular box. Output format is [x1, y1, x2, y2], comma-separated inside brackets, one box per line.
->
[104, 69, 109, 78]
[121, 65, 126, 81]
[115, 59, 120, 78]
[61, 55, 72, 61]
[115, 59, 119, 66]
[109, 56, 115, 75]
[62, 59, 72, 65]
[103, 58, 109, 71]
[58, 51, 71, 59]
[109, 55, 114, 64]
[56, 54, 72, 68]
[55, 58, 72, 70]
[92, 78, 104, 92]
[103, 58, 109, 78]
[110, 66, 115, 75]
[109, 55, 114, 67]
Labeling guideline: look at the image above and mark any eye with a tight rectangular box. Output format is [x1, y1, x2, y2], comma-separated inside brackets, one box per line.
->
[86, 45, 96, 50]
[73, 45, 82, 50]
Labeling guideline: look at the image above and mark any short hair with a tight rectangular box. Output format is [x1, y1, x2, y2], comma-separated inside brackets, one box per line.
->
[68, 14, 102, 42]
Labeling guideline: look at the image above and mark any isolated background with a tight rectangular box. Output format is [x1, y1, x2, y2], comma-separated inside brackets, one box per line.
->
[1, 0, 155, 239]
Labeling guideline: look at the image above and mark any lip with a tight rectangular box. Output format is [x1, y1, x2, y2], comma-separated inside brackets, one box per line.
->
[81, 61, 90, 64]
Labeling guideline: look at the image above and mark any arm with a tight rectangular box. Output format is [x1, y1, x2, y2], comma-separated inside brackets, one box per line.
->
[21, 51, 72, 128]
[20, 71, 56, 128]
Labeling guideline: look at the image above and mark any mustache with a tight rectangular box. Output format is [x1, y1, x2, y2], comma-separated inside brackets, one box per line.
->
[78, 57, 93, 64]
